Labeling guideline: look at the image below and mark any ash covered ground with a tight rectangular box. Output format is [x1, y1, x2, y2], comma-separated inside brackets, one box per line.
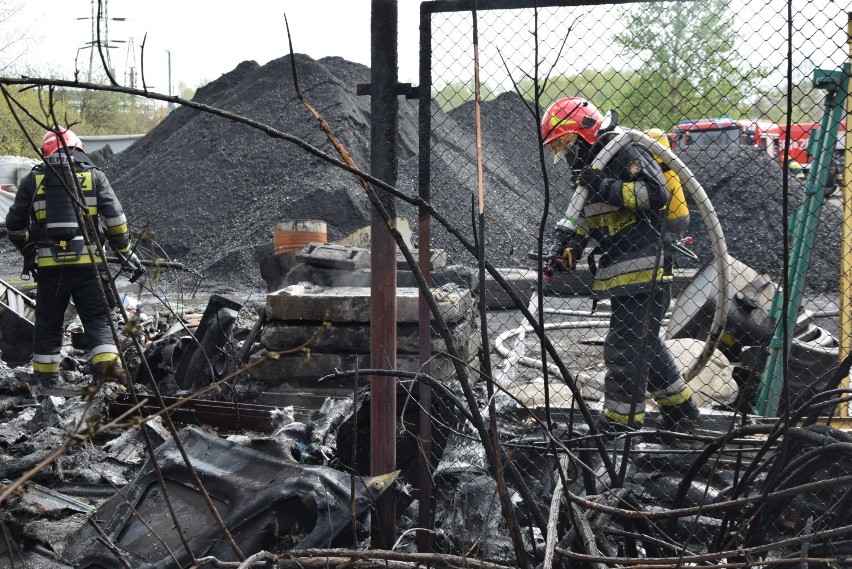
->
[0, 53, 847, 567]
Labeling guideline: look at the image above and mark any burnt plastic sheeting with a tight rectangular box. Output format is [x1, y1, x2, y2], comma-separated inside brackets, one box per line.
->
[136, 334, 190, 384]
[0, 286, 35, 367]
[433, 472, 517, 561]
[62, 426, 397, 568]
[174, 295, 242, 389]
[182, 307, 239, 390]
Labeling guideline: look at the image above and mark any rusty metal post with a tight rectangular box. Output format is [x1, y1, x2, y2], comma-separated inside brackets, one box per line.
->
[416, 2, 434, 553]
[370, 0, 398, 549]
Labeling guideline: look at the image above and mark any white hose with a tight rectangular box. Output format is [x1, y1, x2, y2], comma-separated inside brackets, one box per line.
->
[619, 128, 730, 380]
[494, 312, 673, 380]
[502, 127, 730, 381]
[495, 318, 613, 380]
[556, 131, 628, 234]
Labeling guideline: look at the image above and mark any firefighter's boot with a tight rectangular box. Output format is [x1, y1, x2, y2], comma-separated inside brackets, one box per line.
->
[31, 371, 59, 389]
[594, 413, 642, 452]
[659, 398, 700, 433]
[93, 360, 129, 385]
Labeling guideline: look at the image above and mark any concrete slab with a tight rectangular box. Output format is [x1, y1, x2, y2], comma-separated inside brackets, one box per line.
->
[296, 243, 371, 270]
[248, 351, 415, 385]
[266, 283, 474, 324]
[397, 248, 448, 270]
[482, 267, 697, 310]
[260, 313, 479, 360]
[283, 265, 467, 289]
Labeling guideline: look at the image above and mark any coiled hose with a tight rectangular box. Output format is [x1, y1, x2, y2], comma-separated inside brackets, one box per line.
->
[497, 127, 730, 382]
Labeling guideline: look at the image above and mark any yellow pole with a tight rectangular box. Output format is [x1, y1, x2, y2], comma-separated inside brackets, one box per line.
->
[839, 12, 852, 416]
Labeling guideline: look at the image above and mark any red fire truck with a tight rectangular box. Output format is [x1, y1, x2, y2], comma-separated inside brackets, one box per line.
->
[670, 116, 777, 152]
[763, 121, 846, 195]
[763, 121, 845, 168]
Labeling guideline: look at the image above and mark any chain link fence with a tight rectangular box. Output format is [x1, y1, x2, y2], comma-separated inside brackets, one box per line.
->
[412, 1, 852, 565]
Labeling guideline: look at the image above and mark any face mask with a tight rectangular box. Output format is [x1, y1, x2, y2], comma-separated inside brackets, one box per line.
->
[549, 135, 579, 165]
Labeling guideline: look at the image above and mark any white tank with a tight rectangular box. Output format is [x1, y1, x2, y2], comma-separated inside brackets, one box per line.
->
[0, 156, 39, 187]
[0, 157, 20, 185]
[15, 159, 38, 185]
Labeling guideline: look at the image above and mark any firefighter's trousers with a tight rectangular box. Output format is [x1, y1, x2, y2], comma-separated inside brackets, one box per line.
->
[602, 285, 690, 422]
[32, 266, 119, 376]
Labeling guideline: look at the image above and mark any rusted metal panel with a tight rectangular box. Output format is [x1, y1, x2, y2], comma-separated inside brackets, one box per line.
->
[109, 395, 277, 433]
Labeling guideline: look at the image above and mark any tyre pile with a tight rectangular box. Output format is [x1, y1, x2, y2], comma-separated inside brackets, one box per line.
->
[100, 54, 842, 295]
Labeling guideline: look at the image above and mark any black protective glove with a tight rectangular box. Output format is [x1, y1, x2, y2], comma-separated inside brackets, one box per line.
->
[9, 231, 28, 253]
[545, 242, 576, 272]
[22, 253, 37, 282]
[578, 166, 606, 192]
[120, 251, 145, 283]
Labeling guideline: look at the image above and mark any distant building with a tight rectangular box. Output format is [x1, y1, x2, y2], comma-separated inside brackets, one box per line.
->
[79, 134, 144, 154]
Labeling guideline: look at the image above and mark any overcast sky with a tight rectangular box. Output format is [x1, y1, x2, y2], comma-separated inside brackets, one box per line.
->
[2, 1, 423, 95]
[2, 1, 849, 101]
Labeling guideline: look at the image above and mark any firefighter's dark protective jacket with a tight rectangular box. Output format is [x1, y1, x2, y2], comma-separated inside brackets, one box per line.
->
[557, 134, 673, 298]
[5, 149, 131, 268]
[554, 134, 692, 426]
[5, 149, 130, 378]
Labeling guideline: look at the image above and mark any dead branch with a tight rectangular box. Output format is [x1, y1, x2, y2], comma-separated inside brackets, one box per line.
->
[88, 517, 133, 569]
[542, 454, 567, 569]
[281, 547, 516, 569]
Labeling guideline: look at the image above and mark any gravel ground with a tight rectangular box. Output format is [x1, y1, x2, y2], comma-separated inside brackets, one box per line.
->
[4, 53, 844, 302]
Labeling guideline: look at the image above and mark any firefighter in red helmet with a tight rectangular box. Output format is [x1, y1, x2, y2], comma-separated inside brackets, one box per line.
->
[5, 127, 142, 388]
[41, 127, 84, 157]
[540, 97, 699, 435]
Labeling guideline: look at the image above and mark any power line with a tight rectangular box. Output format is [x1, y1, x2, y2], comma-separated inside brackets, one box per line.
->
[76, 0, 127, 81]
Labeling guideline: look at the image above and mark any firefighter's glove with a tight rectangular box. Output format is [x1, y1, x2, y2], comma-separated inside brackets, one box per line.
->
[578, 166, 606, 193]
[123, 252, 145, 283]
[21, 254, 37, 282]
[543, 234, 578, 292]
[547, 229, 579, 270]
[9, 232, 28, 253]
[545, 246, 576, 274]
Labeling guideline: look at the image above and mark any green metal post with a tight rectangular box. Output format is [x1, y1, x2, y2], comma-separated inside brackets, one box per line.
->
[757, 64, 850, 416]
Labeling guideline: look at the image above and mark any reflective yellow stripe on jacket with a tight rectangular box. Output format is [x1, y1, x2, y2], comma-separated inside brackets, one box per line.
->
[33, 171, 96, 220]
[582, 201, 637, 237]
[592, 255, 672, 293]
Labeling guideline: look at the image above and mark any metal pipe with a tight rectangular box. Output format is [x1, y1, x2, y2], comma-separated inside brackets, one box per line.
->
[759, 65, 850, 416]
[370, 0, 398, 549]
[416, 1, 434, 553]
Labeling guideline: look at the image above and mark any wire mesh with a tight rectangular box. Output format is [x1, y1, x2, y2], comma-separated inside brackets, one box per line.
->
[416, 1, 852, 565]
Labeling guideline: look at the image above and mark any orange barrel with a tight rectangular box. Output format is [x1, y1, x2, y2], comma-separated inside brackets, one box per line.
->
[273, 220, 327, 256]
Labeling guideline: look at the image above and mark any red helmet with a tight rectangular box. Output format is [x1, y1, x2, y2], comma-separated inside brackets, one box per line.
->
[540, 97, 603, 146]
[42, 127, 83, 156]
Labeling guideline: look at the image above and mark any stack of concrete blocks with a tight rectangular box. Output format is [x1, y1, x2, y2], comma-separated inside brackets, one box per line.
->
[248, 244, 481, 413]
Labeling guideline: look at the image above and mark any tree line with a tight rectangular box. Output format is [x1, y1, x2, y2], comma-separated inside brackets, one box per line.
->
[433, 0, 828, 132]
[0, 70, 199, 157]
[0, 0, 835, 157]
